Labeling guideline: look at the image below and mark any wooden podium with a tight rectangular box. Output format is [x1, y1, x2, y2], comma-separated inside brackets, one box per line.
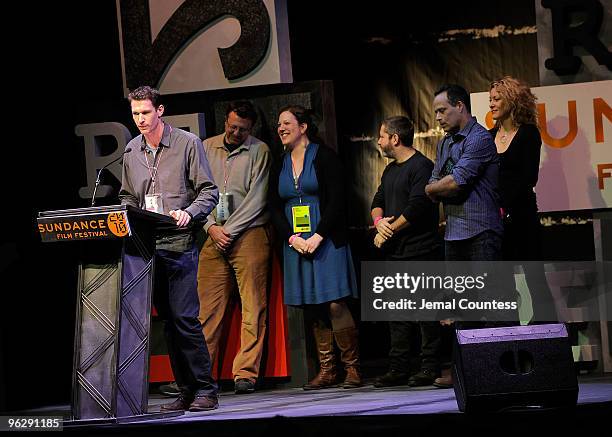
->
[37, 205, 177, 423]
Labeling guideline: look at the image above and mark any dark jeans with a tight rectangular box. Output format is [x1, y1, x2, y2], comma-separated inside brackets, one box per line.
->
[445, 230, 517, 328]
[445, 229, 502, 261]
[154, 244, 218, 397]
[389, 321, 442, 373]
[388, 248, 443, 373]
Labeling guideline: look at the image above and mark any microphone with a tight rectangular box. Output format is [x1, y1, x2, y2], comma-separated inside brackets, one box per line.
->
[91, 148, 132, 206]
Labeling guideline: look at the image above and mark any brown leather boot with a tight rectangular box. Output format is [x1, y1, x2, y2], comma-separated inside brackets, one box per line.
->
[433, 367, 453, 388]
[333, 327, 363, 388]
[303, 324, 340, 390]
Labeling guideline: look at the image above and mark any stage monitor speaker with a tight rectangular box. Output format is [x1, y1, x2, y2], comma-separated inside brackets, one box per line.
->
[453, 324, 578, 413]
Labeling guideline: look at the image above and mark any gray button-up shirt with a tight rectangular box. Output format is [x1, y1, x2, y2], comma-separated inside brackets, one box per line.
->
[119, 123, 219, 249]
[203, 133, 271, 239]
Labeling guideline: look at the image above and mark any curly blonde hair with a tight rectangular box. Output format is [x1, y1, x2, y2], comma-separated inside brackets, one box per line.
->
[490, 76, 538, 127]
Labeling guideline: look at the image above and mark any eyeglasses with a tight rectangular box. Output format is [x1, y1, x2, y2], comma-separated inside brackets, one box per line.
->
[226, 123, 251, 135]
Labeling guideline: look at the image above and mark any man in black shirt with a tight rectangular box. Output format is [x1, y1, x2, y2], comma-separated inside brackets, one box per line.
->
[371, 116, 443, 387]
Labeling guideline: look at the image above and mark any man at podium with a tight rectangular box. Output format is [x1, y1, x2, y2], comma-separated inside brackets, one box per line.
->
[119, 86, 220, 412]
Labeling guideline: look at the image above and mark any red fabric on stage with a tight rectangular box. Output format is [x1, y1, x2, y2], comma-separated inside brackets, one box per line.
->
[149, 354, 173, 383]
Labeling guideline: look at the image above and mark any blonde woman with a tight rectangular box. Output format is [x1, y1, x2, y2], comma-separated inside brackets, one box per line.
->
[489, 76, 555, 322]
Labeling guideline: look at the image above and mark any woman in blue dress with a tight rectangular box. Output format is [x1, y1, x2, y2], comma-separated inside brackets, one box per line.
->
[270, 105, 361, 389]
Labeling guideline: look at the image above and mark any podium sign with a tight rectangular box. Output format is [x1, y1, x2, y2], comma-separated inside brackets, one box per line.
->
[37, 208, 131, 242]
[38, 205, 177, 422]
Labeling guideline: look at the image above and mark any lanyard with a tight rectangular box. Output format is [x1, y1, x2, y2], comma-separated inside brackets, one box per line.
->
[143, 125, 172, 194]
[144, 146, 164, 194]
[223, 155, 237, 193]
[291, 157, 303, 204]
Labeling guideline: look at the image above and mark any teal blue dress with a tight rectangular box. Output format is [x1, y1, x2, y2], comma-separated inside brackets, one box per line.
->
[279, 143, 358, 305]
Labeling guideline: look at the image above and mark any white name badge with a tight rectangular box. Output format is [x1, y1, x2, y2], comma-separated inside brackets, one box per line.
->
[216, 192, 234, 223]
[145, 194, 164, 214]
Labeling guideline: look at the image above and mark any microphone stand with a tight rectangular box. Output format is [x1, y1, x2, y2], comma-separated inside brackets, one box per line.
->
[91, 168, 105, 207]
[91, 148, 131, 206]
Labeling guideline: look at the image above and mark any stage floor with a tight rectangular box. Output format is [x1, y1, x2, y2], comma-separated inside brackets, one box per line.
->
[143, 377, 612, 421]
[19, 375, 612, 435]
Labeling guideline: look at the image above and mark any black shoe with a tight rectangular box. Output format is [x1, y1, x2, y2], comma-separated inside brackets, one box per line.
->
[408, 369, 438, 387]
[159, 381, 180, 397]
[234, 378, 256, 394]
[160, 394, 193, 412]
[189, 395, 219, 411]
[373, 371, 410, 388]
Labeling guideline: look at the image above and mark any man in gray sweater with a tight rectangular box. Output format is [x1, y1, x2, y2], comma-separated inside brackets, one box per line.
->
[198, 101, 272, 394]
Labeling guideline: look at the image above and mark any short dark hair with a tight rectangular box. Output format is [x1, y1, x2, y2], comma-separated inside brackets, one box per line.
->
[382, 116, 414, 147]
[226, 100, 258, 125]
[128, 86, 161, 107]
[434, 84, 471, 113]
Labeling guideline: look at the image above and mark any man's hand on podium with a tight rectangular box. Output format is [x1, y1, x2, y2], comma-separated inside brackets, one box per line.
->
[169, 209, 192, 228]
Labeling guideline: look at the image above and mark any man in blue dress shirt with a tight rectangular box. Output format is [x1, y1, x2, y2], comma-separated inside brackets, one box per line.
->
[425, 84, 504, 387]
[426, 84, 503, 254]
